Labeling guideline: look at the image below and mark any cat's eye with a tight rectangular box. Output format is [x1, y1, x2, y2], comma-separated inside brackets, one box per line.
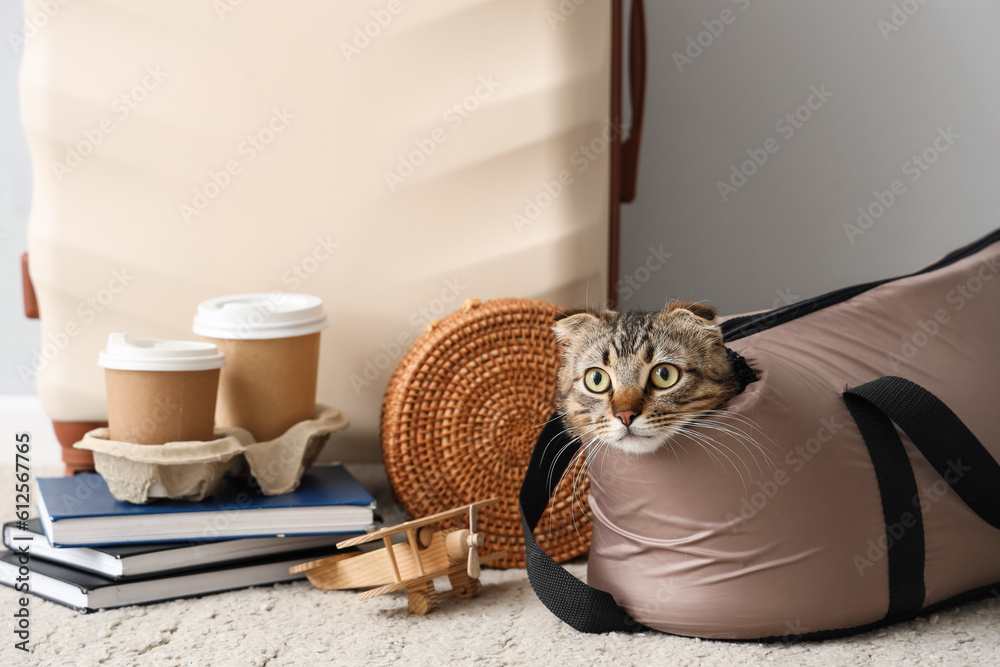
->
[583, 368, 611, 393]
[650, 363, 680, 389]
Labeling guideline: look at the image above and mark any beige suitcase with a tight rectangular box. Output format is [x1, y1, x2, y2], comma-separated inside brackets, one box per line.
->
[19, 0, 645, 471]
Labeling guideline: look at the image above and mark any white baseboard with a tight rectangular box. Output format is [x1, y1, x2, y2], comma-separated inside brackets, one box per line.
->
[0, 394, 64, 467]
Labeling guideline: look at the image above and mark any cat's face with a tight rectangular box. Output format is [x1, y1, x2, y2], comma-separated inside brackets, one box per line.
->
[553, 301, 742, 455]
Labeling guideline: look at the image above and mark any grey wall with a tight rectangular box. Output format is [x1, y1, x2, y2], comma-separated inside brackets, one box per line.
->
[618, 0, 1000, 314]
[1, 0, 37, 394]
[4, 1, 1000, 393]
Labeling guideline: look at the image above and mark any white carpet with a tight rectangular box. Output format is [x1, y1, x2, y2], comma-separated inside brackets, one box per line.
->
[3, 466, 998, 667]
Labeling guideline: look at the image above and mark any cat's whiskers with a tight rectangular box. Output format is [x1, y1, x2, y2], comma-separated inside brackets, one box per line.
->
[549, 437, 594, 538]
[698, 409, 781, 458]
[598, 437, 614, 476]
[689, 415, 777, 473]
[546, 425, 603, 533]
[671, 424, 734, 469]
[527, 412, 568, 432]
[541, 421, 598, 459]
[542, 422, 601, 491]
[699, 409, 776, 443]
[676, 419, 758, 479]
[569, 446, 592, 536]
[570, 432, 606, 538]
[649, 417, 726, 469]
[685, 420, 768, 477]
[671, 424, 750, 495]
[665, 438, 683, 465]
[667, 410, 777, 474]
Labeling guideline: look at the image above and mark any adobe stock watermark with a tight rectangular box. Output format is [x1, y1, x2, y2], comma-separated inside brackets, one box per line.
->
[877, 0, 930, 41]
[194, 238, 341, 341]
[179, 107, 295, 224]
[384, 76, 502, 192]
[716, 84, 834, 202]
[726, 414, 844, 532]
[339, 0, 404, 62]
[886, 255, 998, 372]
[511, 120, 624, 233]
[213, 0, 251, 22]
[348, 278, 468, 394]
[545, 0, 588, 30]
[187, 236, 340, 339]
[844, 126, 960, 244]
[281, 236, 341, 291]
[616, 246, 673, 304]
[17, 268, 136, 385]
[51, 66, 168, 182]
[119, 395, 182, 444]
[631, 578, 683, 621]
[780, 619, 812, 645]
[853, 459, 970, 576]
[672, 0, 752, 73]
[7, 0, 70, 54]
[209, 292, 300, 341]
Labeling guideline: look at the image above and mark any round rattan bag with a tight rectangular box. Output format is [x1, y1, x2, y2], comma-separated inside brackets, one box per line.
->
[381, 297, 591, 568]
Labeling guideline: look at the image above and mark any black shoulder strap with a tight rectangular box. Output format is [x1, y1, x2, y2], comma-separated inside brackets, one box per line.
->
[518, 414, 646, 633]
[845, 376, 1000, 529]
[843, 376, 1000, 621]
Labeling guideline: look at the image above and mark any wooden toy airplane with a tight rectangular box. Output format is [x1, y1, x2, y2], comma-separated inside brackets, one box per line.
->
[290, 497, 507, 614]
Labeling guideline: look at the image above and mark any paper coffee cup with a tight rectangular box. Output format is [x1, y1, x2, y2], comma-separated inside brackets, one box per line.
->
[192, 293, 328, 442]
[98, 333, 226, 445]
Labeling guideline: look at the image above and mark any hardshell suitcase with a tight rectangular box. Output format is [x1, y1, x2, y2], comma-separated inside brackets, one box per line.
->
[19, 0, 646, 470]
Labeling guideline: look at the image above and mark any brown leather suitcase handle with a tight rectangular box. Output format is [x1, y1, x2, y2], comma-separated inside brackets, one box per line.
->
[620, 0, 646, 203]
[22, 253, 39, 319]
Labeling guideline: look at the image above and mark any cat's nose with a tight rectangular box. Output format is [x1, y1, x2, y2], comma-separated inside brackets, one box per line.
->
[615, 410, 638, 426]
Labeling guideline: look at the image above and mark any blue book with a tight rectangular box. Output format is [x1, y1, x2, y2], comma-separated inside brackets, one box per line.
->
[36, 465, 376, 547]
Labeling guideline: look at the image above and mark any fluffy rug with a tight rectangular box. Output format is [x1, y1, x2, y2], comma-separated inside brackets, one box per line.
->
[2, 466, 997, 666]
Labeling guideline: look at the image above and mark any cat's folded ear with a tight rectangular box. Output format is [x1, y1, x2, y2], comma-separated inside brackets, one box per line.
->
[552, 310, 600, 343]
[665, 300, 717, 323]
[661, 300, 722, 338]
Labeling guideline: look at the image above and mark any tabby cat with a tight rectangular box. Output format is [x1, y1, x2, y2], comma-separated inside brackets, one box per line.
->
[553, 301, 745, 456]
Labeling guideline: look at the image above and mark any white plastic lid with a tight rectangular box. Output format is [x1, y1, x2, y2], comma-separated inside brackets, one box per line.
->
[98, 333, 226, 372]
[191, 293, 328, 340]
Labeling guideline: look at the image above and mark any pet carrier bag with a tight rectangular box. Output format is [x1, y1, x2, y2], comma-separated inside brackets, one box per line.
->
[521, 226, 1000, 640]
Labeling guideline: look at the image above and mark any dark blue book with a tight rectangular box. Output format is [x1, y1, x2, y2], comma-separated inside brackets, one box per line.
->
[36, 465, 376, 547]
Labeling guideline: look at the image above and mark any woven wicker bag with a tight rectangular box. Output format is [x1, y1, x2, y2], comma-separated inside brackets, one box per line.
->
[381, 298, 590, 568]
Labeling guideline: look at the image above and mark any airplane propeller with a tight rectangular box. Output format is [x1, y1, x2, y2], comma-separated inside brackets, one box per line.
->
[467, 503, 484, 578]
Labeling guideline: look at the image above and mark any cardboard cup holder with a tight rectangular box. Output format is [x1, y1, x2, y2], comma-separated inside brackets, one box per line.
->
[240, 404, 349, 496]
[75, 404, 349, 504]
[74, 427, 253, 504]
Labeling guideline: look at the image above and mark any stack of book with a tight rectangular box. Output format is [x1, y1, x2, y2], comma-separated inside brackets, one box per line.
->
[0, 465, 376, 612]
